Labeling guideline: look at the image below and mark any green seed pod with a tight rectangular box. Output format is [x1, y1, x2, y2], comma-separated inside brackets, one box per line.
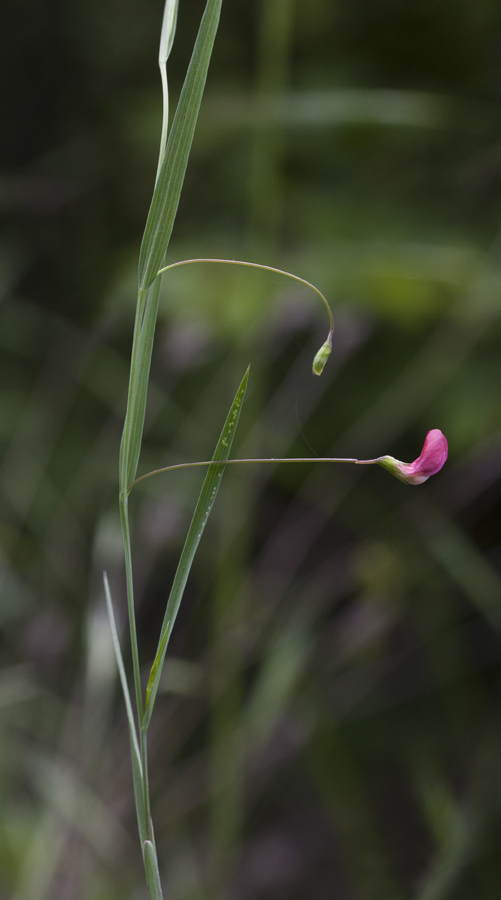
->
[312, 339, 332, 376]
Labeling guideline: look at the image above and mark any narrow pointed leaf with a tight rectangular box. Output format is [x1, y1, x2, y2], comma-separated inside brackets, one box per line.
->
[138, 0, 224, 293]
[145, 627, 169, 711]
[142, 367, 249, 729]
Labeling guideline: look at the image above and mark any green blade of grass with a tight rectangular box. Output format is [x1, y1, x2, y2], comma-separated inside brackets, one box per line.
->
[103, 573, 147, 846]
[141, 367, 249, 730]
[138, 0, 224, 294]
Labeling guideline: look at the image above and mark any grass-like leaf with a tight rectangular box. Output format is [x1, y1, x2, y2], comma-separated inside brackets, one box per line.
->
[103, 573, 147, 846]
[138, 0, 224, 294]
[142, 367, 249, 729]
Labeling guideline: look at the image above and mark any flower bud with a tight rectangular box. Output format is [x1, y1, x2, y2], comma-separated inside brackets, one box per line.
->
[312, 338, 332, 376]
[377, 429, 448, 485]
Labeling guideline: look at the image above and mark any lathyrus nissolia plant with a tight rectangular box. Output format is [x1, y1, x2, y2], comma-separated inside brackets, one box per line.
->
[103, 2, 448, 897]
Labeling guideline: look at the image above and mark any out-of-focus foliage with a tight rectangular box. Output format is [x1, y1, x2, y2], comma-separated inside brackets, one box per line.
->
[2, 0, 501, 897]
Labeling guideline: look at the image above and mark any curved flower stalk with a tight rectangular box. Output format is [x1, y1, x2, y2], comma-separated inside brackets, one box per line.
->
[129, 429, 448, 492]
[157, 257, 334, 374]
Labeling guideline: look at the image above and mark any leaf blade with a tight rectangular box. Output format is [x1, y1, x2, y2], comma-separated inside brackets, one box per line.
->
[142, 367, 249, 729]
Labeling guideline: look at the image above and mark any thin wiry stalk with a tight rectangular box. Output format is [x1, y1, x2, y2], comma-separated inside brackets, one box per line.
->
[158, 256, 334, 337]
[129, 456, 382, 492]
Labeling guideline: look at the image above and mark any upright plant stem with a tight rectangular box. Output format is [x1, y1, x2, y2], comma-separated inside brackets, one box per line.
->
[119, 496, 144, 724]
[140, 728, 153, 840]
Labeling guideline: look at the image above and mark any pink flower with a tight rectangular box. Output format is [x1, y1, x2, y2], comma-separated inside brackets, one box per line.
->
[378, 429, 448, 485]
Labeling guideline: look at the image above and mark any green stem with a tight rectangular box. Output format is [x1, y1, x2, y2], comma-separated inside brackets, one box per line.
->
[129, 455, 381, 493]
[119, 287, 148, 497]
[140, 727, 153, 841]
[119, 496, 145, 722]
[157, 257, 334, 338]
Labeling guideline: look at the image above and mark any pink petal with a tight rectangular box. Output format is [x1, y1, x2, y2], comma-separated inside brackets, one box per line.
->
[400, 429, 448, 483]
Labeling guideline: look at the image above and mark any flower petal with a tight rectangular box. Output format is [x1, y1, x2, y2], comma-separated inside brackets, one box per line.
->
[378, 430, 448, 485]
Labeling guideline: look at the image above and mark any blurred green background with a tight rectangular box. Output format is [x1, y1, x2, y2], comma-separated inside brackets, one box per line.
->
[2, 0, 501, 897]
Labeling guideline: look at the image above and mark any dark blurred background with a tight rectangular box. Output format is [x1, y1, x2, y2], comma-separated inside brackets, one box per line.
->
[3, 0, 501, 897]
